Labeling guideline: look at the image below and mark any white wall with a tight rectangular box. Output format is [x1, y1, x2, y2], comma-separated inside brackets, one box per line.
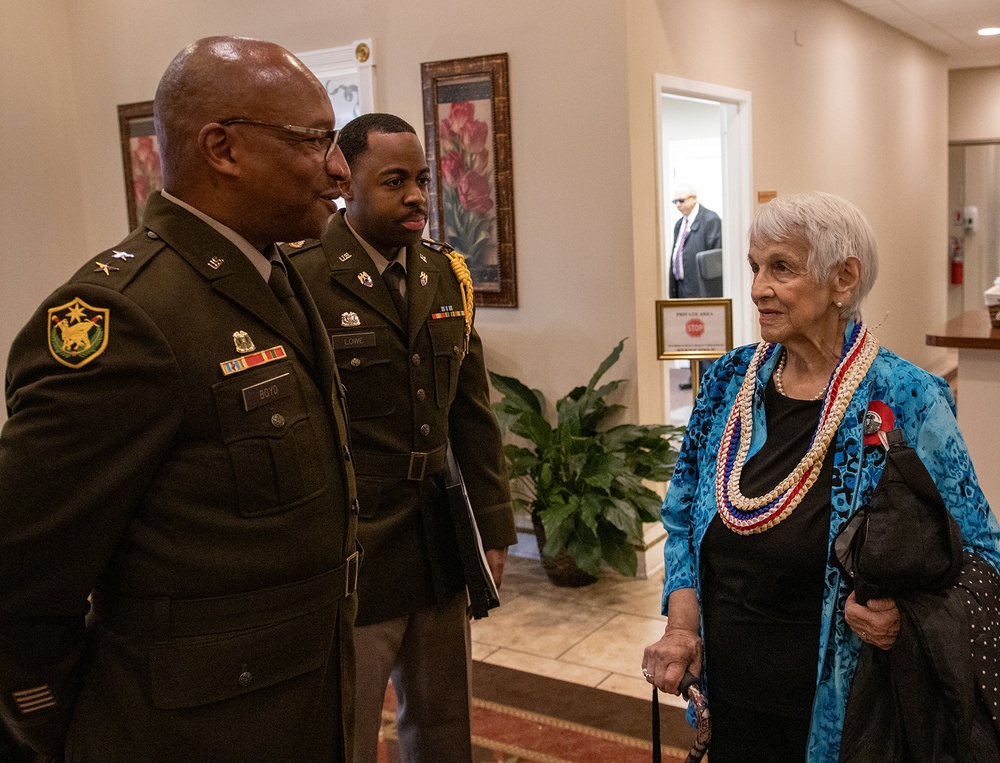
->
[627, 0, 952, 422]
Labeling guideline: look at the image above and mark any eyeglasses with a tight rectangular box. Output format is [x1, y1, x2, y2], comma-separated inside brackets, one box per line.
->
[672, 195, 694, 205]
[220, 118, 339, 159]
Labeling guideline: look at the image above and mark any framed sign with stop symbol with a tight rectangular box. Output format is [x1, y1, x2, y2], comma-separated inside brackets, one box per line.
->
[655, 298, 733, 360]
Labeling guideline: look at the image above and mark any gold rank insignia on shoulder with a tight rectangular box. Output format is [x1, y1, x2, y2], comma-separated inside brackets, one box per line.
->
[358, 271, 373, 288]
[341, 312, 361, 327]
[420, 238, 458, 256]
[220, 345, 287, 376]
[285, 240, 305, 249]
[48, 298, 109, 368]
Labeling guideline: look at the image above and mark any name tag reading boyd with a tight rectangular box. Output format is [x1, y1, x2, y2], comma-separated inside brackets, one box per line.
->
[242, 372, 292, 412]
[330, 331, 376, 351]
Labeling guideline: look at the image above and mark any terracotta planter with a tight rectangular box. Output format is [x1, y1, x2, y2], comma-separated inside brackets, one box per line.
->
[531, 513, 597, 587]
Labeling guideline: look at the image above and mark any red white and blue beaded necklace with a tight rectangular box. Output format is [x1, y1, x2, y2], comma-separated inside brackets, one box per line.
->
[715, 322, 879, 535]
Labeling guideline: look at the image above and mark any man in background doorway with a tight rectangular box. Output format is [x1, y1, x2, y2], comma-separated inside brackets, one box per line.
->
[288, 112, 516, 763]
[669, 183, 722, 299]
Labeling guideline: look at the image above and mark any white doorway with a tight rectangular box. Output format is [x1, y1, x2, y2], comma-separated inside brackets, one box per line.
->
[654, 75, 753, 423]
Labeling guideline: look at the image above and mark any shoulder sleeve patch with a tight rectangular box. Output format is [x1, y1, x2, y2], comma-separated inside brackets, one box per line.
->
[47, 297, 109, 368]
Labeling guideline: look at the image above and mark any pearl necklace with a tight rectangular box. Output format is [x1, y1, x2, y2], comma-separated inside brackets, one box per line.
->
[715, 323, 879, 535]
[773, 351, 824, 400]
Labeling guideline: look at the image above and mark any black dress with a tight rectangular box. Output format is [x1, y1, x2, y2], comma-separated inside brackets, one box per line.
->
[701, 379, 834, 762]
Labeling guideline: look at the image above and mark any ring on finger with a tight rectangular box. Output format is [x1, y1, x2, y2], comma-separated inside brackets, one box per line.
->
[642, 667, 652, 680]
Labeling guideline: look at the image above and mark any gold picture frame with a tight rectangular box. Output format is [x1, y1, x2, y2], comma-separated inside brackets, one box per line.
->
[656, 298, 733, 360]
[117, 100, 161, 230]
[421, 53, 517, 308]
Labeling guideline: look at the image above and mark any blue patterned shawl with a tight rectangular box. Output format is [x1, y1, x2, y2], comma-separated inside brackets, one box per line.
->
[660, 323, 1000, 761]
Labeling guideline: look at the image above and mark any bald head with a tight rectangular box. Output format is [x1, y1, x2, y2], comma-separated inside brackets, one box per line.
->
[154, 36, 327, 189]
[673, 183, 698, 217]
[150, 36, 349, 248]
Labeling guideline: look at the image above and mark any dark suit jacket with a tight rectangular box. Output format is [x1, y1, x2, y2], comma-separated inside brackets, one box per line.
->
[0, 193, 358, 762]
[668, 204, 722, 298]
[289, 211, 515, 627]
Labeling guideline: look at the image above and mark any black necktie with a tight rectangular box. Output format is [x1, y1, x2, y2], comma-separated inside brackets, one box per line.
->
[268, 257, 312, 353]
[382, 261, 407, 328]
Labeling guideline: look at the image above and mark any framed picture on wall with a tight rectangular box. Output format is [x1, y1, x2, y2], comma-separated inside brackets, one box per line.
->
[296, 39, 377, 130]
[656, 298, 733, 360]
[117, 100, 162, 230]
[421, 53, 517, 308]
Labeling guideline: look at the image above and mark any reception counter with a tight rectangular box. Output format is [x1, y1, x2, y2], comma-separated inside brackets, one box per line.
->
[926, 310, 1000, 511]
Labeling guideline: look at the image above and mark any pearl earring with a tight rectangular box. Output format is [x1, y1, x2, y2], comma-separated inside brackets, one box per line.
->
[836, 301, 844, 308]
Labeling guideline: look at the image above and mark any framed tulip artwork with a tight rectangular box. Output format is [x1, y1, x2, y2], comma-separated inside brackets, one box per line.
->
[421, 53, 518, 307]
[117, 100, 162, 231]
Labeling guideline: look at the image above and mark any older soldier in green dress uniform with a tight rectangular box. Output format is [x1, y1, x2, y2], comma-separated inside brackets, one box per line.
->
[0, 37, 360, 762]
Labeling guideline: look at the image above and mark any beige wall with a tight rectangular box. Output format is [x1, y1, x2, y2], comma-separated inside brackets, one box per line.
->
[1, 1, 88, 392]
[0, 0, 960, 429]
[950, 67, 1000, 142]
[627, 0, 951, 421]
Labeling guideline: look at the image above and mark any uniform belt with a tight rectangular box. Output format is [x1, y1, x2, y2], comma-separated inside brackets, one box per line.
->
[352, 444, 448, 481]
[91, 552, 360, 639]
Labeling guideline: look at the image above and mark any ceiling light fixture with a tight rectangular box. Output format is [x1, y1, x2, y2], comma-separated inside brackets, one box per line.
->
[978, 27, 1000, 36]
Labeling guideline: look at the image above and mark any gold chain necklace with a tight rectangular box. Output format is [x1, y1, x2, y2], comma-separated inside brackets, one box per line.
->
[715, 323, 879, 534]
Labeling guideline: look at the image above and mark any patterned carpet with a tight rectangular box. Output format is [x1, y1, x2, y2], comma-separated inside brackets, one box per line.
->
[377, 662, 695, 763]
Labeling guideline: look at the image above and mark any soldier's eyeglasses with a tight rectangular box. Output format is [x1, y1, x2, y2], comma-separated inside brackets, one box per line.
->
[220, 118, 339, 159]
[672, 195, 694, 205]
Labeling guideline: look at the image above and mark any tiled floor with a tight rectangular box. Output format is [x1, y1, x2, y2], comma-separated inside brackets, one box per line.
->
[470, 546, 687, 711]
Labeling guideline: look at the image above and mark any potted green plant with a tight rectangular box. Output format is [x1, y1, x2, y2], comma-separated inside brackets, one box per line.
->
[489, 339, 685, 586]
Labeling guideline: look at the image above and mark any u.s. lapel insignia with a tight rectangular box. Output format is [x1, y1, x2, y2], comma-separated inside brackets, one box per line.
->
[341, 312, 361, 327]
[233, 330, 256, 353]
[419, 253, 428, 263]
[48, 297, 109, 369]
[339, 252, 352, 262]
[207, 257, 224, 270]
[358, 271, 373, 288]
[420, 271, 429, 287]
[111, 250, 135, 260]
[93, 261, 119, 276]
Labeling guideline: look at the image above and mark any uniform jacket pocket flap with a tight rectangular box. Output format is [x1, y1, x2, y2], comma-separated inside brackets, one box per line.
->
[148, 604, 333, 710]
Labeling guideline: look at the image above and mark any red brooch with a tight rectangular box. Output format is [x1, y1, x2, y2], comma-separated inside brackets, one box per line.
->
[863, 400, 895, 446]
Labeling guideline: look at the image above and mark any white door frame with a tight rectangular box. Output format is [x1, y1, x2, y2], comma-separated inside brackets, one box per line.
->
[654, 74, 754, 347]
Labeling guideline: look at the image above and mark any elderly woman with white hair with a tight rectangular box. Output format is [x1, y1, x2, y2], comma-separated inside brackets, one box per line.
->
[642, 192, 1000, 760]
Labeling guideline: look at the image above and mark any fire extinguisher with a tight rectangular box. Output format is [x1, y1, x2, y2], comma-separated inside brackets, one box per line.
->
[949, 236, 964, 286]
